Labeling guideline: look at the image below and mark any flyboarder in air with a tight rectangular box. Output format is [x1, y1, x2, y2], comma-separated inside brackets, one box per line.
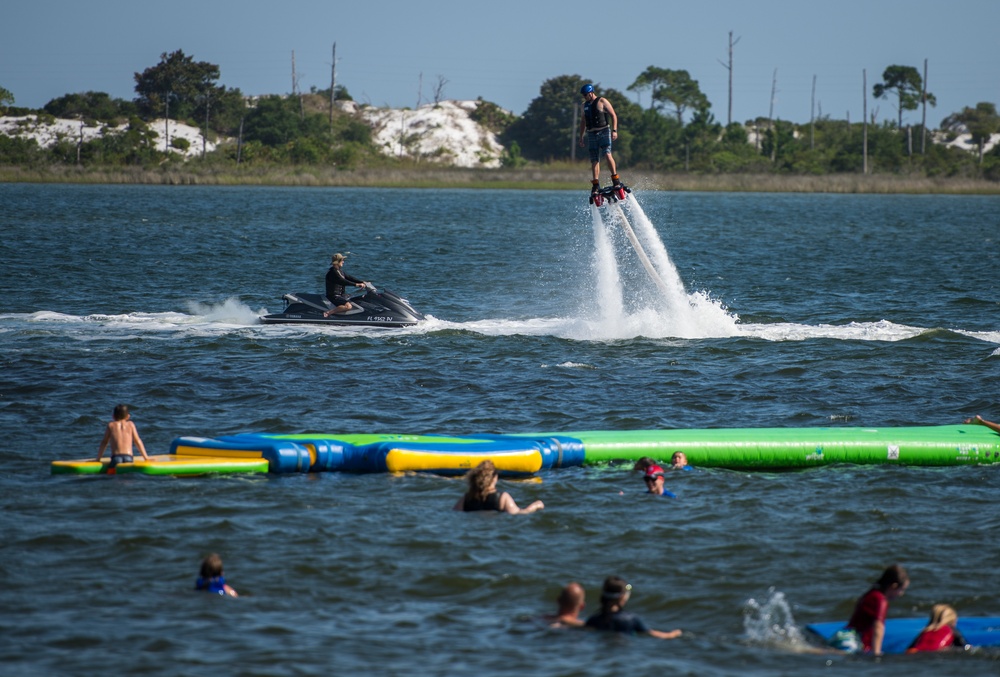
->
[578, 83, 629, 206]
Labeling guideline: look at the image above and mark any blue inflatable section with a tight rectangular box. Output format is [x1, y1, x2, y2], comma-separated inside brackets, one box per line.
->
[807, 617, 1000, 653]
[170, 436, 314, 473]
[171, 432, 588, 475]
[461, 434, 587, 469]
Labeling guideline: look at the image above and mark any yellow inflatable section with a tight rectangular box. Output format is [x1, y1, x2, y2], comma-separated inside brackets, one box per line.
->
[385, 446, 543, 475]
[50, 454, 270, 476]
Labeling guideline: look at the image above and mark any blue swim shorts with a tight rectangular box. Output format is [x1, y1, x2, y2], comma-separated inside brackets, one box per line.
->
[587, 128, 612, 163]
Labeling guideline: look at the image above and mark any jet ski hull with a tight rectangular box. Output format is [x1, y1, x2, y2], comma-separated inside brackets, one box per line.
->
[260, 289, 424, 327]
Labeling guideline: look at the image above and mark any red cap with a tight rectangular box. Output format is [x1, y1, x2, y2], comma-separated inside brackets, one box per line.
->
[644, 465, 665, 479]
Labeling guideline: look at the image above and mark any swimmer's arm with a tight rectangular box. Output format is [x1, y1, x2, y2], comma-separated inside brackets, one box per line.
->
[500, 492, 544, 515]
[130, 423, 149, 460]
[648, 628, 682, 639]
[871, 620, 885, 656]
[96, 425, 111, 461]
[967, 415, 1000, 434]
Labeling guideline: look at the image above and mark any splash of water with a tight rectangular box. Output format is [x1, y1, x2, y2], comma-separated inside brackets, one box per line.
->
[587, 196, 740, 339]
[185, 297, 269, 325]
[742, 587, 813, 650]
[591, 205, 625, 327]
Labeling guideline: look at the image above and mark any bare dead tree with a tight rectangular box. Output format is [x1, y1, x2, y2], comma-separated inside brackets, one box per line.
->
[202, 90, 210, 158]
[920, 58, 929, 154]
[769, 68, 778, 162]
[863, 69, 868, 175]
[329, 42, 337, 127]
[810, 75, 816, 149]
[717, 30, 740, 126]
[236, 115, 244, 165]
[432, 75, 448, 106]
[292, 50, 304, 119]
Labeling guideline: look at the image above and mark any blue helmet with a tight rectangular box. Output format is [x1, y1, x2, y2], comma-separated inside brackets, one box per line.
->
[580, 84, 594, 94]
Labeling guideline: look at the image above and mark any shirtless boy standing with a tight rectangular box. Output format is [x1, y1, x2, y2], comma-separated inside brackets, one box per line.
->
[96, 404, 149, 468]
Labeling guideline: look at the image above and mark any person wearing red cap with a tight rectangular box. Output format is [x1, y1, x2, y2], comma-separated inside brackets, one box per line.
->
[642, 464, 676, 498]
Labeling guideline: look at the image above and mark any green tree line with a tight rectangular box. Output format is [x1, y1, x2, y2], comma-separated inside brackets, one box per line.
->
[1, 52, 998, 180]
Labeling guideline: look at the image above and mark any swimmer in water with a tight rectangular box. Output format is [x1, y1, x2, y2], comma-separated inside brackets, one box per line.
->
[585, 576, 682, 639]
[642, 464, 677, 498]
[195, 553, 239, 597]
[540, 582, 586, 628]
[830, 564, 909, 655]
[453, 460, 544, 514]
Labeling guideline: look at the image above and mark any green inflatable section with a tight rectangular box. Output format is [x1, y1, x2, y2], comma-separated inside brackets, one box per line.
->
[524, 425, 1000, 469]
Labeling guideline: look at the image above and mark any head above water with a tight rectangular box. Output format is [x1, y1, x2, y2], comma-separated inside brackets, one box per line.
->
[600, 576, 632, 610]
[643, 465, 665, 482]
[875, 563, 909, 595]
[557, 581, 586, 613]
[466, 459, 499, 501]
[200, 553, 224, 578]
[926, 604, 958, 631]
[633, 456, 656, 473]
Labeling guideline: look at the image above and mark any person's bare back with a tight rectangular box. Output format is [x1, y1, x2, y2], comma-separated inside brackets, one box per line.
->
[96, 405, 149, 462]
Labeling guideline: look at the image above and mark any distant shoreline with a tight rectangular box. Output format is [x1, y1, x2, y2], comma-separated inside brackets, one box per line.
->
[2, 166, 998, 195]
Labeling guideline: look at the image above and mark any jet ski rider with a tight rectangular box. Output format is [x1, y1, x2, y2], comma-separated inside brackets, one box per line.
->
[323, 252, 371, 317]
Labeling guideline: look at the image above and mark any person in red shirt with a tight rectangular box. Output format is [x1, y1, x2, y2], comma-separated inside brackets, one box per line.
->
[906, 604, 967, 653]
[832, 564, 909, 655]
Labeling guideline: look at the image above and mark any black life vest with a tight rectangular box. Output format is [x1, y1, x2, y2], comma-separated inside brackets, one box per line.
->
[583, 99, 610, 131]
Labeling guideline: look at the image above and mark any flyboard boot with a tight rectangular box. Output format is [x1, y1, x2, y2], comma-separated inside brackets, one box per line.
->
[589, 177, 632, 206]
[611, 174, 630, 202]
[589, 180, 603, 207]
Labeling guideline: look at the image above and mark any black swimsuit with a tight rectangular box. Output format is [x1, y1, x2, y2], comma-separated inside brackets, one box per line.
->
[462, 492, 502, 512]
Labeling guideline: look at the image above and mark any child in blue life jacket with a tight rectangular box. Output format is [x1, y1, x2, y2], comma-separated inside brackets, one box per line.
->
[195, 553, 238, 597]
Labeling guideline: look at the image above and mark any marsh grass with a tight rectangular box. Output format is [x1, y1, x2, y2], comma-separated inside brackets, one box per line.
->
[2, 164, 998, 194]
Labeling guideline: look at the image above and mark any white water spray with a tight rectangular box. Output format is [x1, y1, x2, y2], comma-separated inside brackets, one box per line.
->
[591, 205, 626, 328]
[589, 193, 740, 339]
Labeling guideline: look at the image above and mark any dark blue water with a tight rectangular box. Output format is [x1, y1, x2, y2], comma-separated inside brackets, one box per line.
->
[1, 184, 999, 675]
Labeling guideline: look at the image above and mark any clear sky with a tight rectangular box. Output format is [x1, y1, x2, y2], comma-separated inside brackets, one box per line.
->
[2, 0, 997, 127]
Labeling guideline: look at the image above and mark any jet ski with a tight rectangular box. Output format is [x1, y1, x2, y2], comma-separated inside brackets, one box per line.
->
[260, 287, 425, 327]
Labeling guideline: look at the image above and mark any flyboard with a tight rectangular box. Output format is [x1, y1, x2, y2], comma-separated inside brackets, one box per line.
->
[807, 617, 1000, 653]
[589, 180, 674, 300]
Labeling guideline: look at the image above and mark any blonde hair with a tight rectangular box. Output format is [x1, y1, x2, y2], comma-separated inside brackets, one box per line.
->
[924, 604, 958, 631]
[465, 460, 498, 502]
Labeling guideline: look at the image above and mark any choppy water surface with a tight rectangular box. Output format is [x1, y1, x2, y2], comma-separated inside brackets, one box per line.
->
[1, 184, 999, 676]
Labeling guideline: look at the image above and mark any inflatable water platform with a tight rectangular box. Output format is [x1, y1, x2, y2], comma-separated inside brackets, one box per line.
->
[523, 425, 1000, 468]
[807, 617, 1000, 653]
[51, 425, 1000, 476]
[50, 454, 269, 476]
